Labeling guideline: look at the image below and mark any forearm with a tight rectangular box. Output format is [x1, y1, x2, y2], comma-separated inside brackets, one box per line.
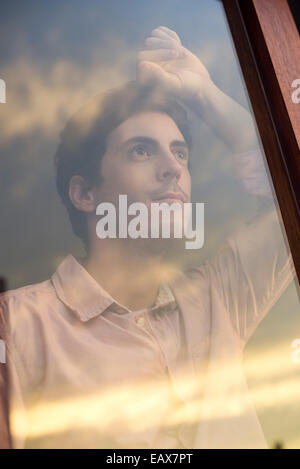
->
[187, 79, 258, 153]
[186, 79, 272, 198]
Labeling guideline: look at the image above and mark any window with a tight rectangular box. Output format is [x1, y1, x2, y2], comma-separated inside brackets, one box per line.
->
[0, 0, 299, 450]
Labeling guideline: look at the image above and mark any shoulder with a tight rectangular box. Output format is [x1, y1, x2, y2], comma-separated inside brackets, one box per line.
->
[0, 279, 56, 312]
[0, 279, 58, 346]
[168, 263, 211, 301]
[0, 280, 59, 393]
[0, 278, 54, 302]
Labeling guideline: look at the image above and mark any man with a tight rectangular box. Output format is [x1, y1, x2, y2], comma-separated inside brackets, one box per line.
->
[0, 27, 295, 448]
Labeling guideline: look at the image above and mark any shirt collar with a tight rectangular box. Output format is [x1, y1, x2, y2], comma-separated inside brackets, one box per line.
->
[51, 254, 176, 322]
[153, 282, 176, 308]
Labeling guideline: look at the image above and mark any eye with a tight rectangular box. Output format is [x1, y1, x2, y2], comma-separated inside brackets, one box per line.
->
[129, 144, 151, 158]
[174, 149, 188, 162]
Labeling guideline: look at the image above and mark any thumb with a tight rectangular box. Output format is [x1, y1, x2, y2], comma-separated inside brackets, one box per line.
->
[137, 61, 169, 87]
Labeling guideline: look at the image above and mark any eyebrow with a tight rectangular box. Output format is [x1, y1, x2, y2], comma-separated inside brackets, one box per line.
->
[122, 136, 189, 149]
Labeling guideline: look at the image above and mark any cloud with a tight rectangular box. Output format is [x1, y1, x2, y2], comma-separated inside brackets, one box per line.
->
[0, 49, 136, 142]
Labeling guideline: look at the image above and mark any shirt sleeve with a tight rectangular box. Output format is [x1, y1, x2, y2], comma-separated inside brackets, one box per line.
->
[0, 293, 46, 448]
[203, 207, 296, 345]
[0, 302, 11, 448]
[232, 147, 273, 198]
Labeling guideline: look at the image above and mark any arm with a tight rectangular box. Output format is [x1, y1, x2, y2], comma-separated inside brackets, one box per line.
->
[137, 26, 257, 153]
[0, 304, 11, 448]
[0, 293, 45, 449]
[199, 206, 295, 344]
[137, 27, 270, 196]
[138, 27, 296, 342]
[0, 368, 11, 448]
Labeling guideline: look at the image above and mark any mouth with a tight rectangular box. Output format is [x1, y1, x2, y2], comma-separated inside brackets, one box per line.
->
[153, 192, 186, 204]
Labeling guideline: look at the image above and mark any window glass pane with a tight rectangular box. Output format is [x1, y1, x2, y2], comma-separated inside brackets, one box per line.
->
[0, 0, 299, 449]
[288, 0, 300, 34]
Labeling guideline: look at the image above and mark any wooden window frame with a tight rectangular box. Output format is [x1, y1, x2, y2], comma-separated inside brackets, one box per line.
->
[223, 0, 300, 282]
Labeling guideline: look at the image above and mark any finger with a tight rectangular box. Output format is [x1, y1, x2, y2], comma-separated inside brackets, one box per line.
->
[158, 26, 181, 43]
[151, 26, 181, 44]
[150, 27, 174, 41]
[137, 61, 172, 87]
[144, 37, 176, 51]
[137, 61, 181, 92]
[138, 48, 178, 63]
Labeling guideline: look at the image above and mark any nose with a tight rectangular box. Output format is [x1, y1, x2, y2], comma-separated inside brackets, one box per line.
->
[156, 150, 182, 182]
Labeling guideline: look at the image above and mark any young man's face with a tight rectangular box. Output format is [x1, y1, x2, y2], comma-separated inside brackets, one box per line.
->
[95, 111, 191, 217]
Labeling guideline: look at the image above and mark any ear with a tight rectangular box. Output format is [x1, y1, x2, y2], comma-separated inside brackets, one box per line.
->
[69, 175, 98, 213]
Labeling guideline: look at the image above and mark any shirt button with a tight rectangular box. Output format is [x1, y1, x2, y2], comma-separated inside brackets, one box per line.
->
[136, 315, 146, 327]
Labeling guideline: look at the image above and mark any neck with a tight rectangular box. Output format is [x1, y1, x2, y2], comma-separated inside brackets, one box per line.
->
[82, 237, 174, 311]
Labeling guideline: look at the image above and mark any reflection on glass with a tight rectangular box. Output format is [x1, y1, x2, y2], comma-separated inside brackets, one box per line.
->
[0, 0, 299, 449]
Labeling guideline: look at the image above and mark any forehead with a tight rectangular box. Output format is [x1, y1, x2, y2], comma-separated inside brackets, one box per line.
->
[107, 111, 185, 148]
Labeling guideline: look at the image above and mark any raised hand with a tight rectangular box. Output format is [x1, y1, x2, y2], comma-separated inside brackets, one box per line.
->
[137, 26, 257, 154]
[137, 26, 211, 101]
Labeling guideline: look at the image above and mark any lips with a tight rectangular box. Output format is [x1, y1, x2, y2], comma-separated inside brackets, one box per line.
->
[154, 192, 185, 203]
